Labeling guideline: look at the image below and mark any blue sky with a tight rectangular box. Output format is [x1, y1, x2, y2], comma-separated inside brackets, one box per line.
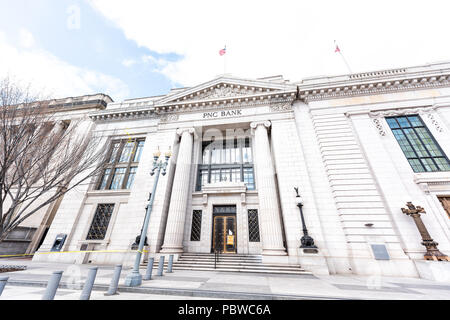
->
[0, 0, 182, 101]
[1, 0, 450, 102]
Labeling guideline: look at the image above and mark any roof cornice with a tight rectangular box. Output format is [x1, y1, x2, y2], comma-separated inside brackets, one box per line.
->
[299, 64, 450, 102]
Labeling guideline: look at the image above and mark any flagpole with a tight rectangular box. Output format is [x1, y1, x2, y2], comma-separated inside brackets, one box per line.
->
[334, 40, 352, 74]
[340, 53, 352, 74]
[224, 45, 227, 75]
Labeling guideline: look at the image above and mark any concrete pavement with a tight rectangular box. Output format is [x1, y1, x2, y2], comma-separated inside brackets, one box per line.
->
[0, 258, 449, 300]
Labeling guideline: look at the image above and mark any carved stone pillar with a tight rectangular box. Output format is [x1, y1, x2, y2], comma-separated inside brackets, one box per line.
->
[250, 120, 286, 256]
[160, 128, 195, 253]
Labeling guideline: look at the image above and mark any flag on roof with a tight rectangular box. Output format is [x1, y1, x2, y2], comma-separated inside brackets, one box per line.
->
[334, 41, 341, 53]
[219, 46, 227, 56]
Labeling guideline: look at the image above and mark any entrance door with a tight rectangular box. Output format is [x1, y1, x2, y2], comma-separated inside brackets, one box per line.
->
[212, 215, 236, 253]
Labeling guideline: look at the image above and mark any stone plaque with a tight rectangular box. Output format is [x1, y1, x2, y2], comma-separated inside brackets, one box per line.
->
[370, 244, 390, 260]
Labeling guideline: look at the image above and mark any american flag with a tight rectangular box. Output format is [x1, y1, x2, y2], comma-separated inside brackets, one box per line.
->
[219, 46, 226, 56]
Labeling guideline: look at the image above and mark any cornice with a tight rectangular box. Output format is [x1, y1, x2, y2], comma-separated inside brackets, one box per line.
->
[89, 93, 296, 122]
[155, 76, 296, 105]
[299, 74, 450, 102]
[153, 90, 297, 113]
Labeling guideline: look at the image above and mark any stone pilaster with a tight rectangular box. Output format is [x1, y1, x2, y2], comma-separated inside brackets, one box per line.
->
[250, 120, 287, 256]
[160, 128, 195, 253]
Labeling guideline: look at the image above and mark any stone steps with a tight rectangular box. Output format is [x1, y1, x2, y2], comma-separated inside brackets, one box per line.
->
[142, 253, 311, 275]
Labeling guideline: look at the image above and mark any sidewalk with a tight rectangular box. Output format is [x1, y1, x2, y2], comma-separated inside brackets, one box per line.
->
[1, 258, 450, 300]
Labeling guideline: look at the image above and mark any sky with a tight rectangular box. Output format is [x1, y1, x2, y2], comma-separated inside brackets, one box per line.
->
[0, 0, 450, 102]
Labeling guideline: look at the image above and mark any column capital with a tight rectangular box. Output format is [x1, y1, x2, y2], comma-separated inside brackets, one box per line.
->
[250, 120, 271, 130]
[176, 127, 195, 136]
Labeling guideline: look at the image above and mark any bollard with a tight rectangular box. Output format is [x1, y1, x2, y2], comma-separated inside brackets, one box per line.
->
[105, 265, 122, 296]
[157, 256, 165, 276]
[167, 255, 174, 273]
[42, 271, 63, 300]
[80, 267, 98, 300]
[0, 277, 8, 296]
[143, 258, 154, 281]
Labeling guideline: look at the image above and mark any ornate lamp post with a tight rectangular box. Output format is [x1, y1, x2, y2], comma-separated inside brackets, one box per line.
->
[401, 202, 449, 261]
[294, 187, 318, 253]
[125, 147, 172, 287]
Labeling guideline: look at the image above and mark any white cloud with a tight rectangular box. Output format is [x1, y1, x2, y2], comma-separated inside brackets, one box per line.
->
[18, 28, 35, 48]
[122, 58, 137, 67]
[0, 31, 129, 101]
[88, 0, 450, 88]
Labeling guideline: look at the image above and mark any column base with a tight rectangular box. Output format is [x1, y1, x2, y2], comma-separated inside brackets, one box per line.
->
[124, 270, 142, 287]
[262, 249, 287, 256]
[160, 246, 184, 254]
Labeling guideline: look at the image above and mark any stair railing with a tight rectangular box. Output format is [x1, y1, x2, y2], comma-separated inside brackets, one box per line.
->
[214, 244, 222, 269]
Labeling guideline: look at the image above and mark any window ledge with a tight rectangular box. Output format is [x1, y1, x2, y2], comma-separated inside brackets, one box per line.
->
[414, 172, 450, 185]
[86, 190, 131, 197]
[201, 182, 247, 194]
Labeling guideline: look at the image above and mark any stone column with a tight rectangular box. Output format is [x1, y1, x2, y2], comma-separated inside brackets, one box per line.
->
[160, 128, 195, 253]
[250, 121, 286, 256]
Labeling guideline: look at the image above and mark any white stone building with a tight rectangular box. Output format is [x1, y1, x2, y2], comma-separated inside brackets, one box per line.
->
[33, 61, 450, 279]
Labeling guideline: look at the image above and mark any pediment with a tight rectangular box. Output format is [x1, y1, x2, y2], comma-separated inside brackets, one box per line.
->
[155, 75, 296, 106]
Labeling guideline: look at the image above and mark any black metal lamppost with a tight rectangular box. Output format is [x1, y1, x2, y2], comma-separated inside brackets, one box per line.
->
[124, 147, 172, 287]
[294, 187, 318, 253]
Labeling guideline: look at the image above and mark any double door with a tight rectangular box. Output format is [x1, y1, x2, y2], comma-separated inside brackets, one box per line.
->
[212, 214, 236, 253]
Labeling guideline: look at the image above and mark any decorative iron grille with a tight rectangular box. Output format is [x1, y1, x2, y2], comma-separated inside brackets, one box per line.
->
[86, 204, 115, 240]
[213, 205, 236, 215]
[190, 210, 202, 241]
[248, 209, 260, 242]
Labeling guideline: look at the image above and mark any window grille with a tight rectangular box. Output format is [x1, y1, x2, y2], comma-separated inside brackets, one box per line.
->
[248, 209, 260, 242]
[86, 204, 115, 240]
[190, 210, 202, 241]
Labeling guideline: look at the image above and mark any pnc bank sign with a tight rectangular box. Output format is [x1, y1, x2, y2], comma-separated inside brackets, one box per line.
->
[202, 109, 243, 119]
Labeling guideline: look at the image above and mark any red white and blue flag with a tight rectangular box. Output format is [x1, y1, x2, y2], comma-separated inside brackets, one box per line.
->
[219, 46, 227, 56]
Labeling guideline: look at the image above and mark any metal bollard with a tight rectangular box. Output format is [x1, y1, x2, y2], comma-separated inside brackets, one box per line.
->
[167, 255, 174, 273]
[79, 267, 98, 300]
[157, 256, 165, 276]
[143, 258, 154, 280]
[105, 265, 122, 296]
[42, 271, 63, 300]
[0, 277, 9, 296]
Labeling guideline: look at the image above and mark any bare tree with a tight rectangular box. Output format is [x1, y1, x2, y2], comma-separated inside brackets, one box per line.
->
[0, 76, 109, 242]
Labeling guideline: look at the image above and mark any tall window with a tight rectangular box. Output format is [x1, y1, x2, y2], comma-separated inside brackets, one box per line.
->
[97, 138, 145, 190]
[86, 204, 115, 240]
[190, 210, 203, 241]
[247, 209, 260, 242]
[386, 115, 450, 173]
[196, 137, 255, 191]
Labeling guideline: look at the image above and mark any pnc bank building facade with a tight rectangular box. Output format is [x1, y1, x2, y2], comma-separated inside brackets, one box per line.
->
[33, 62, 450, 279]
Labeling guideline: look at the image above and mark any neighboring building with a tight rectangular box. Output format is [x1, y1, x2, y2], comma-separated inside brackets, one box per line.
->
[0, 94, 113, 256]
[33, 62, 450, 279]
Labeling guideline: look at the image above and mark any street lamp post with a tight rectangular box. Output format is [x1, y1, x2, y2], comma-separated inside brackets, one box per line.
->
[124, 148, 172, 287]
[294, 187, 318, 253]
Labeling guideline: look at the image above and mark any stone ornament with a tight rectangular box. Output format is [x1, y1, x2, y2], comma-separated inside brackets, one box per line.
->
[372, 118, 387, 136]
[368, 106, 445, 135]
[159, 114, 179, 122]
[269, 102, 292, 112]
[250, 120, 271, 135]
[426, 113, 443, 132]
[176, 127, 195, 136]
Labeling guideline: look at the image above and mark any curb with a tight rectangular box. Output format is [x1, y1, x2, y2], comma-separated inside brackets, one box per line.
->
[4, 279, 354, 300]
